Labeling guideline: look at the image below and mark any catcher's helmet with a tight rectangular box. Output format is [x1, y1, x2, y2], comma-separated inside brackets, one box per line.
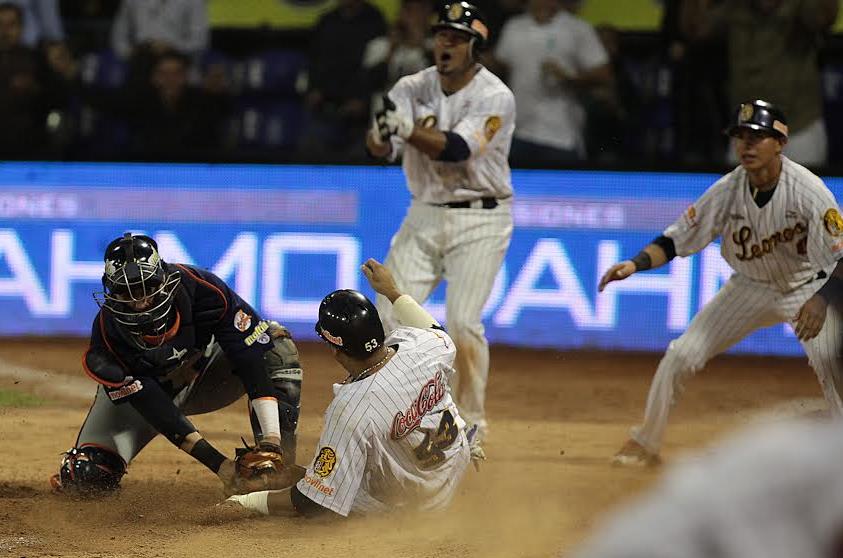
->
[432, 1, 489, 51]
[726, 99, 789, 139]
[315, 289, 385, 359]
[94, 232, 181, 347]
[54, 446, 127, 495]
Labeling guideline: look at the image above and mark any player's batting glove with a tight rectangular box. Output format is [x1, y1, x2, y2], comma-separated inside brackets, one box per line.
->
[375, 95, 414, 141]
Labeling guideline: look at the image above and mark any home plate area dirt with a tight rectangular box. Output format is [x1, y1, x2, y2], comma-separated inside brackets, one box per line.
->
[0, 337, 824, 557]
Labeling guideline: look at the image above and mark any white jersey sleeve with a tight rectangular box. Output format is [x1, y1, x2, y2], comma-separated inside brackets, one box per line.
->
[802, 177, 843, 269]
[296, 392, 372, 517]
[664, 174, 732, 257]
[386, 76, 415, 162]
[451, 89, 516, 158]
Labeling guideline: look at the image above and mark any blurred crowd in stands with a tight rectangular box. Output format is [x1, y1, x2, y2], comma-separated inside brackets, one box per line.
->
[2, 0, 841, 169]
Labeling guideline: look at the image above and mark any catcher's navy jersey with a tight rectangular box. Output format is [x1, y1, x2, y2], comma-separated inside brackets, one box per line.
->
[84, 263, 273, 397]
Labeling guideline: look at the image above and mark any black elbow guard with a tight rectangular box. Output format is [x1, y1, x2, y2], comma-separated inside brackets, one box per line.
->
[85, 350, 127, 385]
[437, 131, 471, 162]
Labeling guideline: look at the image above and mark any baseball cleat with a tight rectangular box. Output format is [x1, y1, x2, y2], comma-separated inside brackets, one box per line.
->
[611, 439, 662, 467]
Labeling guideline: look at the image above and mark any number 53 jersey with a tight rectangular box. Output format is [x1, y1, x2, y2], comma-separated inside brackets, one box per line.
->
[296, 327, 471, 516]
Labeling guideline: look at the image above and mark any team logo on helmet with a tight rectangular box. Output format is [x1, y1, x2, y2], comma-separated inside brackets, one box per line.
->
[739, 103, 754, 123]
[313, 447, 337, 478]
[824, 208, 843, 236]
[448, 3, 463, 20]
[320, 327, 343, 346]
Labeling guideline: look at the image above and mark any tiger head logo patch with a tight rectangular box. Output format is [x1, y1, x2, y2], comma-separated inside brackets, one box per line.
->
[447, 3, 463, 20]
[313, 446, 337, 478]
[418, 114, 437, 129]
[484, 116, 501, 141]
[824, 208, 843, 236]
[739, 103, 754, 123]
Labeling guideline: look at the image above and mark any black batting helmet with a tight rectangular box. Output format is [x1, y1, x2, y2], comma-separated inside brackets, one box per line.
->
[315, 289, 385, 359]
[94, 233, 181, 347]
[432, 1, 489, 50]
[726, 99, 789, 139]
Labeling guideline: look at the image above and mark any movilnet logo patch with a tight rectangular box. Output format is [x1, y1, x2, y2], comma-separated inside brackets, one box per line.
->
[234, 309, 252, 332]
[321, 328, 343, 346]
[313, 447, 337, 478]
[108, 379, 143, 401]
[391, 371, 447, 439]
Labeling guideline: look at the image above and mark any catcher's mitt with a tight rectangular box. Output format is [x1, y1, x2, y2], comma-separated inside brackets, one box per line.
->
[225, 439, 294, 496]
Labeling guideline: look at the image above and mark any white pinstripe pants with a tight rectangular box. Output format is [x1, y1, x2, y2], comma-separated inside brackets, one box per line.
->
[376, 199, 513, 436]
[632, 271, 843, 453]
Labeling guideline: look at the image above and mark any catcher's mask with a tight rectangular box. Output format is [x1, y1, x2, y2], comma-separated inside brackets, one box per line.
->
[315, 289, 385, 359]
[94, 233, 181, 348]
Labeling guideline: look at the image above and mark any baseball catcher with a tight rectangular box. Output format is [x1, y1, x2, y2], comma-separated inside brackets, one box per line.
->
[51, 233, 303, 496]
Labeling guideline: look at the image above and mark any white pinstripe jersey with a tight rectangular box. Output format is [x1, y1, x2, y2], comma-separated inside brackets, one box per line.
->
[295, 326, 469, 517]
[665, 157, 843, 292]
[387, 65, 516, 204]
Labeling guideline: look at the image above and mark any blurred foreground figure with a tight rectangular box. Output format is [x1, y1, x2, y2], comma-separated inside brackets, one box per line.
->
[573, 417, 843, 558]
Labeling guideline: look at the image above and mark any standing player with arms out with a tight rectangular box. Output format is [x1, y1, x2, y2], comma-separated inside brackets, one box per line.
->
[599, 100, 843, 467]
[51, 233, 303, 495]
[366, 1, 516, 447]
[221, 259, 472, 518]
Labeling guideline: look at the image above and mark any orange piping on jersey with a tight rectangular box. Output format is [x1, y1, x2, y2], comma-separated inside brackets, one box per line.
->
[253, 396, 278, 401]
[174, 264, 228, 323]
[81, 350, 125, 388]
[141, 309, 181, 345]
[82, 314, 131, 387]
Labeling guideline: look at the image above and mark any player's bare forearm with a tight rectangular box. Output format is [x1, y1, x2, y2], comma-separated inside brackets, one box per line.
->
[366, 131, 391, 159]
[406, 126, 447, 159]
[598, 243, 670, 292]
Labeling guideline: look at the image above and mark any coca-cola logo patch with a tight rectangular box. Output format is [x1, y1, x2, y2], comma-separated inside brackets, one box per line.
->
[391, 371, 446, 439]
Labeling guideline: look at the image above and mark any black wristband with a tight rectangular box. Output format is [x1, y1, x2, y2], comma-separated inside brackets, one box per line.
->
[816, 275, 843, 305]
[189, 438, 227, 473]
[631, 251, 652, 272]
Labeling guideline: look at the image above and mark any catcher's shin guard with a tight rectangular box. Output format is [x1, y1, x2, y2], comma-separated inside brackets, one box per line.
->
[251, 322, 302, 463]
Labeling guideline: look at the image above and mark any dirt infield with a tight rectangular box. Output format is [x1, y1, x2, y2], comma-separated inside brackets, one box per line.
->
[0, 338, 825, 558]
